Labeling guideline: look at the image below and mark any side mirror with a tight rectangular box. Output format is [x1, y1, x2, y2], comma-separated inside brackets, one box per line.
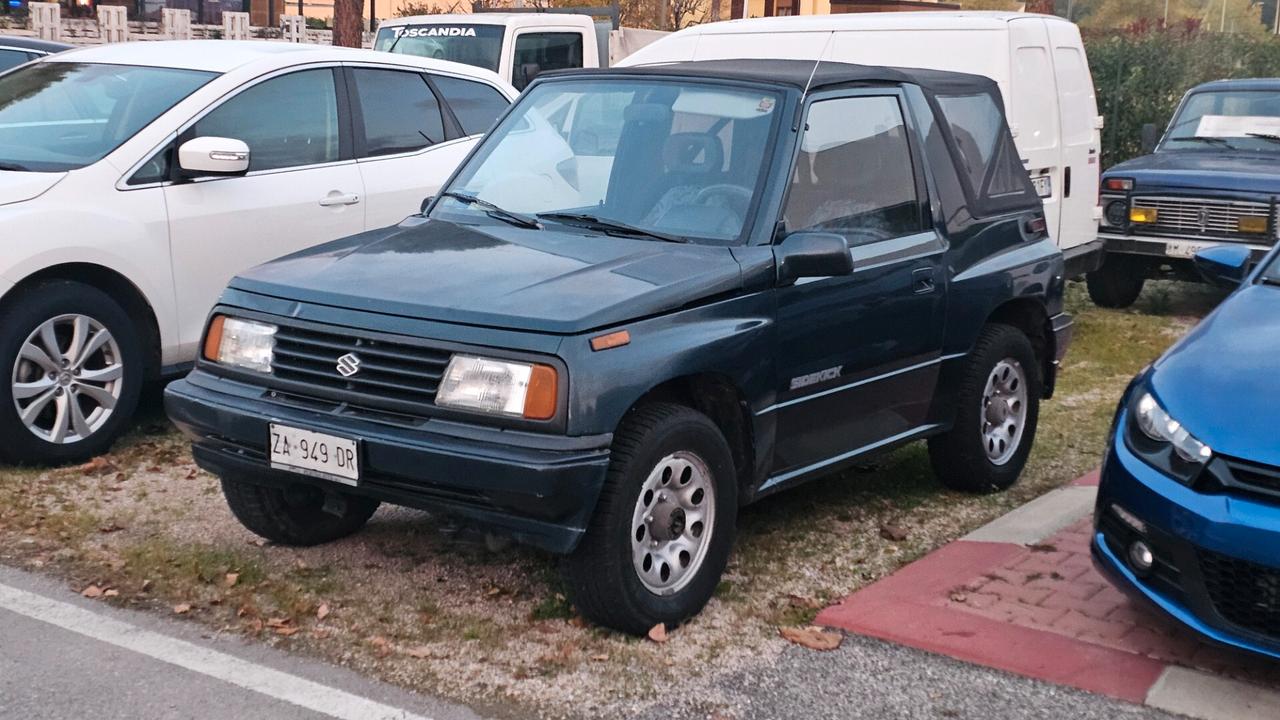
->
[1140, 123, 1160, 155]
[775, 232, 853, 284]
[1194, 245, 1251, 286]
[177, 136, 250, 177]
[420, 195, 435, 215]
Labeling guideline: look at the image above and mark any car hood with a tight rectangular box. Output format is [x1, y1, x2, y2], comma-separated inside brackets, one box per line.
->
[0, 170, 67, 207]
[230, 217, 746, 334]
[1150, 284, 1280, 466]
[1106, 151, 1280, 195]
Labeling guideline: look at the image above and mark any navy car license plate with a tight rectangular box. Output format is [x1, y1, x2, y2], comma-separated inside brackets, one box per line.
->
[269, 423, 359, 485]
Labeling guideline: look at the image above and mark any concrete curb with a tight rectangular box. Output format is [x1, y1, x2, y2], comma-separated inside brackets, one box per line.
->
[817, 471, 1280, 720]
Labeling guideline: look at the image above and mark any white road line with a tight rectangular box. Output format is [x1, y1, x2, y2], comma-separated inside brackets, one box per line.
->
[0, 582, 432, 720]
[1146, 665, 1280, 720]
[961, 485, 1097, 546]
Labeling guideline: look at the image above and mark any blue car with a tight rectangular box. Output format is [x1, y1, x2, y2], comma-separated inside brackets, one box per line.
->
[1093, 243, 1280, 659]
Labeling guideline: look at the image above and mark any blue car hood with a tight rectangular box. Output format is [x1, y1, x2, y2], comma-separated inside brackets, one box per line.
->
[1150, 284, 1280, 466]
[1107, 151, 1280, 195]
[229, 217, 744, 335]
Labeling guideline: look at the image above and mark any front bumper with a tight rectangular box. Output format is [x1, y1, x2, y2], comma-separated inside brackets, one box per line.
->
[164, 371, 612, 554]
[1099, 231, 1273, 263]
[1092, 410, 1280, 661]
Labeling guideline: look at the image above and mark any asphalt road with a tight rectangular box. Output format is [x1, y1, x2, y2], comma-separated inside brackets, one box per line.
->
[0, 563, 1184, 720]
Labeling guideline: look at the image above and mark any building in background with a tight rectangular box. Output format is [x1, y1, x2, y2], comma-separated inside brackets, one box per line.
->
[730, 0, 960, 18]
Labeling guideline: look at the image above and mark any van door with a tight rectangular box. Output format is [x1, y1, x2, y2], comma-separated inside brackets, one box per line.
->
[1046, 20, 1101, 254]
[1007, 19, 1061, 248]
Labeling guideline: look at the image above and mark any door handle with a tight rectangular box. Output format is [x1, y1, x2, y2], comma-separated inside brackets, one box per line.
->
[912, 267, 937, 294]
[319, 192, 360, 207]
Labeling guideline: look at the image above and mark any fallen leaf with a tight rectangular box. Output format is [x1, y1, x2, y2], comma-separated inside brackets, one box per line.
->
[310, 629, 330, 639]
[316, 603, 331, 621]
[265, 617, 291, 628]
[140, 579, 153, 592]
[647, 623, 668, 644]
[590, 653, 609, 662]
[486, 587, 502, 597]
[103, 589, 119, 598]
[224, 572, 239, 588]
[97, 522, 125, 534]
[786, 594, 822, 610]
[81, 585, 104, 599]
[275, 626, 300, 637]
[404, 645, 431, 659]
[78, 457, 116, 476]
[879, 524, 909, 542]
[779, 626, 842, 651]
[368, 636, 391, 658]
[173, 603, 192, 615]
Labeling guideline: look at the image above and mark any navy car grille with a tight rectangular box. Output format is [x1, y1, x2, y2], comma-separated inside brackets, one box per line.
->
[1129, 196, 1277, 242]
[1198, 548, 1280, 638]
[270, 325, 450, 408]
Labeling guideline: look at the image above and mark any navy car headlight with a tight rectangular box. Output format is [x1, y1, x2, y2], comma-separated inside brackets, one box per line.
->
[203, 315, 276, 373]
[435, 355, 558, 420]
[1128, 391, 1212, 484]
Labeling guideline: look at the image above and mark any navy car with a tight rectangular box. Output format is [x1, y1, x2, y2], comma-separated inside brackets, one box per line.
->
[165, 60, 1071, 634]
[1094, 243, 1280, 659]
[1090, 79, 1280, 308]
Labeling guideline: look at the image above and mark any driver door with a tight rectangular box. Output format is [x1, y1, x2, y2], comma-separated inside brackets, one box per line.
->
[769, 91, 947, 480]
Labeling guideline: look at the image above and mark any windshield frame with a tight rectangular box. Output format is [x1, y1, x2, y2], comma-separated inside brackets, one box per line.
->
[427, 73, 795, 248]
[1159, 88, 1280, 154]
[0, 60, 217, 173]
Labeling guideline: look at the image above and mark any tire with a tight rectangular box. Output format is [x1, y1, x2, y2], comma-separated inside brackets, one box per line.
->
[0, 280, 144, 466]
[1086, 254, 1146, 308]
[929, 324, 1041, 494]
[563, 402, 738, 635]
[220, 474, 380, 546]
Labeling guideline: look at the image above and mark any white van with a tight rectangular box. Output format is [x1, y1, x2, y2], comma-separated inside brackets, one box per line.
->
[619, 12, 1104, 274]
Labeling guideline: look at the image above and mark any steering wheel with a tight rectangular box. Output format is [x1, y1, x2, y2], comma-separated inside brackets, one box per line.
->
[694, 184, 753, 215]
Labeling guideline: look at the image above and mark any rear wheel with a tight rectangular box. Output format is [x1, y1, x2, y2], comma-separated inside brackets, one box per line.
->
[929, 324, 1041, 494]
[220, 475, 380, 546]
[563, 402, 737, 635]
[0, 281, 143, 465]
[1087, 253, 1146, 308]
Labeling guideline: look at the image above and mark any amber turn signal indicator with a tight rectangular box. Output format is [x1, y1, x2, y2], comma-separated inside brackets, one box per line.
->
[1129, 207, 1158, 224]
[523, 364, 558, 420]
[590, 330, 631, 352]
[203, 315, 225, 362]
[1239, 216, 1269, 234]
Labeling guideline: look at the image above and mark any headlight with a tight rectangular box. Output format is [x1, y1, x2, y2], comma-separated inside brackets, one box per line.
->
[1104, 200, 1128, 227]
[1129, 206, 1158, 224]
[435, 354, 558, 420]
[1134, 393, 1211, 463]
[202, 315, 276, 373]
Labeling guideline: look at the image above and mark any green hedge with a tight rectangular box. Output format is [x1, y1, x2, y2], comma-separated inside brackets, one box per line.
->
[1085, 29, 1280, 168]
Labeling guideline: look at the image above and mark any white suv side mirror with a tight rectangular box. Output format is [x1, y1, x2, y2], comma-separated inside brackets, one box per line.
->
[177, 136, 250, 177]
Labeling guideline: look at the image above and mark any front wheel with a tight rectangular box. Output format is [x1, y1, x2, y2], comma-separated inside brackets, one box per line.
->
[929, 324, 1041, 494]
[220, 475, 380, 546]
[563, 403, 737, 635]
[1086, 254, 1146, 308]
[0, 281, 143, 465]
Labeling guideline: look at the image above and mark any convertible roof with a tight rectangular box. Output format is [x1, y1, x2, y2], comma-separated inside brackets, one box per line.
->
[565, 59, 999, 97]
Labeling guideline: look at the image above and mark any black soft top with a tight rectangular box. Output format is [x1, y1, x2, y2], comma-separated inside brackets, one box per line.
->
[568, 59, 1001, 97]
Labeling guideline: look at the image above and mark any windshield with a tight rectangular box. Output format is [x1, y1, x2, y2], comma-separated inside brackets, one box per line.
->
[0, 62, 214, 172]
[432, 78, 783, 244]
[375, 24, 505, 73]
[1163, 89, 1280, 152]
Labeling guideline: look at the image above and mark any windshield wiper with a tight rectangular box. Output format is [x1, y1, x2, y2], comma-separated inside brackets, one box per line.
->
[537, 212, 688, 244]
[0, 161, 30, 171]
[1246, 132, 1280, 145]
[440, 191, 541, 230]
[1184, 136, 1237, 149]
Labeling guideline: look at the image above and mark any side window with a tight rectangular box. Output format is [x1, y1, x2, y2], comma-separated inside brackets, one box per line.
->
[783, 95, 922, 245]
[194, 69, 339, 172]
[936, 93, 1033, 205]
[512, 32, 583, 90]
[352, 68, 445, 157]
[0, 49, 29, 72]
[430, 75, 510, 136]
[127, 144, 172, 186]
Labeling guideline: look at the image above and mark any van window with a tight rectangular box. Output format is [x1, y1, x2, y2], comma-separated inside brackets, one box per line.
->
[512, 32, 583, 90]
[1052, 47, 1093, 146]
[783, 95, 922, 245]
[351, 68, 444, 157]
[431, 75, 509, 135]
[1011, 46, 1058, 152]
[936, 93, 1033, 206]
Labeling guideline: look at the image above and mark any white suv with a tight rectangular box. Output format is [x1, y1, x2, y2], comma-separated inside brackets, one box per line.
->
[0, 41, 516, 464]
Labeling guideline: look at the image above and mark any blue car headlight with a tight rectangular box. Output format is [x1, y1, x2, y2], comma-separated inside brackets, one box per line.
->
[1127, 391, 1212, 485]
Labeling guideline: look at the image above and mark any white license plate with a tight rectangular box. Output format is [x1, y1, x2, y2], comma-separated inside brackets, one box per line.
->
[1032, 175, 1052, 198]
[1165, 241, 1208, 259]
[269, 424, 359, 485]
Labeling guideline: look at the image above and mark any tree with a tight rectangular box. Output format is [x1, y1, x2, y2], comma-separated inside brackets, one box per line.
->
[332, 0, 362, 47]
[668, 0, 705, 28]
[1074, 0, 1267, 33]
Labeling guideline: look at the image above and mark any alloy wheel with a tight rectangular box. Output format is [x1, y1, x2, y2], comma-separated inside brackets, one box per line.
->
[11, 314, 124, 444]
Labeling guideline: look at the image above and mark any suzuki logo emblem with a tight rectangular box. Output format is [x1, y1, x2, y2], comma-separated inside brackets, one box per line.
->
[1197, 208, 1211, 232]
[336, 353, 361, 378]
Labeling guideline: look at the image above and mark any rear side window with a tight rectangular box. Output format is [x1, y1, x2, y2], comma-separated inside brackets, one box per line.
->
[431, 75, 509, 135]
[935, 93, 1035, 211]
[512, 32, 583, 90]
[352, 68, 445, 157]
[783, 95, 922, 245]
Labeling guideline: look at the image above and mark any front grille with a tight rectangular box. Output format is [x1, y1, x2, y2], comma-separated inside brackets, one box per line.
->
[1130, 196, 1276, 241]
[1199, 548, 1280, 639]
[1223, 457, 1280, 497]
[270, 325, 451, 409]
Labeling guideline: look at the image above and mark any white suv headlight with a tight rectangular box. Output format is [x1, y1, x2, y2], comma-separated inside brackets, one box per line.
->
[1134, 392, 1212, 464]
[435, 354, 558, 420]
[203, 316, 276, 373]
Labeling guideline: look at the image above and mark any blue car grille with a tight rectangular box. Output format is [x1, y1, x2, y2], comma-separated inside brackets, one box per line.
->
[1128, 196, 1277, 242]
[1198, 549, 1280, 639]
[1222, 458, 1280, 498]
